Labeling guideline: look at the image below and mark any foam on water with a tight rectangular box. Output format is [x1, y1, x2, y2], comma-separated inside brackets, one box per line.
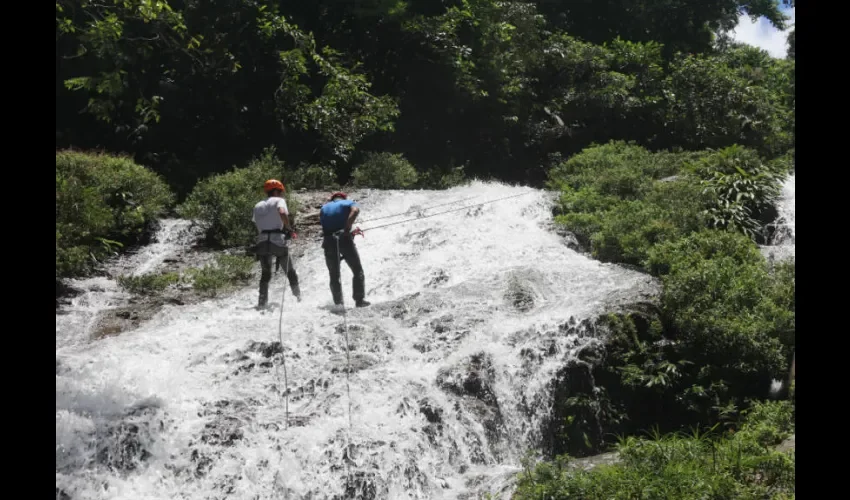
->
[56, 181, 658, 499]
[56, 219, 203, 349]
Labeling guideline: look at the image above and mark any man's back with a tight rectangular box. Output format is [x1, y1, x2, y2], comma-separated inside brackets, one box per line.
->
[253, 197, 289, 247]
[253, 197, 287, 232]
[320, 199, 356, 233]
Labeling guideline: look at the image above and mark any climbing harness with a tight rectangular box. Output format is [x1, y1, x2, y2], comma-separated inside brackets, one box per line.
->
[358, 190, 536, 233]
[357, 194, 482, 225]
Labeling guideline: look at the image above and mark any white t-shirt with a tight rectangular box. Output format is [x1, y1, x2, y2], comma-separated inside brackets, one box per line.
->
[252, 197, 289, 247]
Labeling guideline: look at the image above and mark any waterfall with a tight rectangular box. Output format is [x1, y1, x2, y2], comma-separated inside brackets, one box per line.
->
[56, 182, 659, 499]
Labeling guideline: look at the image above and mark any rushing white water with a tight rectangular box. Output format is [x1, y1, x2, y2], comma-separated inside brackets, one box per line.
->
[55, 219, 204, 349]
[56, 182, 658, 499]
[762, 174, 795, 262]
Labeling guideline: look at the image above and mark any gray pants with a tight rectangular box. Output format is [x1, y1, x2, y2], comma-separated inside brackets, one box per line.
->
[255, 241, 300, 307]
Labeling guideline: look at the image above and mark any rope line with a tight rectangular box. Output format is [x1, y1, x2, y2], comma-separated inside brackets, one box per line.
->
[335, 235, 354, 431]
[333, 234, 355, 492]
[274, 252, 291, 429]
[357, 195, 481, 225]
[359, 190, 535, 233]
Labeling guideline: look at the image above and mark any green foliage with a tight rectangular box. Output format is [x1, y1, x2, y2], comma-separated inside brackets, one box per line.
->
[550, 142, 708, 264]
[415, 163, 470, 189]
[550, 141, 795, 442]
[56, 150, 174, 278]
[116, 255, 256, 297]
[186, 254, 255, 297]
[285, 162, 339, 190]
[662, 47, 794, 157]
[178, 147, 299, 248]
[351, 152, 419, 189]
[588, 180, 707, 265]
[646, 231, 795, 413]
[688, 145, 790, 239]
[514, 400, 795, 500]
[56, 0, 398, 193]
[117, 272, 180, 295]
[57, 1, 794, 193]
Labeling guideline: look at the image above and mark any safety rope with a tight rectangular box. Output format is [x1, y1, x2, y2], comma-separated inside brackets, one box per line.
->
[274, 252, 291, 429]
[359, 190, 535, 233]
[357, 194, 481, 225]
[334, 234, 354, 431]
[332, 233, 356, 493]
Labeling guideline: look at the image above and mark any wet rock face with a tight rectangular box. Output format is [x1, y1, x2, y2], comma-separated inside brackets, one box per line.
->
[188, 398, 257, 479]
[96, 400, 163, 473]
[504, 277, 536, 312]
[329, 352, 378, 374]
[336, 471, 380, 500]
[56, 279, 83, 306]
[437, 353, 499, 406]
[199, 399, 253, 446]
[418, 398, 445, 446]
[436, 352, 504, 455]
[427, 269, 449, 287]
[220, 341, 284, 376]
[247, 341, 283, 359]
[541, 306, 666, 458]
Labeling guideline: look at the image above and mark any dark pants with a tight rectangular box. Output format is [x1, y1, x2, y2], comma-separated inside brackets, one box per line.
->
[256, 241, 300, 306]
[322, 233, 365, 304]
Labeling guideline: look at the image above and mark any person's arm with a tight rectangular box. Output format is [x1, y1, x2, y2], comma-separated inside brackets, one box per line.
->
[345, 205, 360, 233]
[278, 199, 293, 231]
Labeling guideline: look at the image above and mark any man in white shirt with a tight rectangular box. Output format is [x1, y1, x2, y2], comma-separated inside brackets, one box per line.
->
[252, 179, 301, 308]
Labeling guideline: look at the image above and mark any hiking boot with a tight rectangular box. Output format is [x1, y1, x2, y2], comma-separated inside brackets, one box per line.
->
[355, 299, 371, 308]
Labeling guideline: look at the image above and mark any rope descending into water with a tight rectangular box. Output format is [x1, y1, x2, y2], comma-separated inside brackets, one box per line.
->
[274, 253, 291, 429]
[334, 235, 355, 431]
[333, 234, 356, 493]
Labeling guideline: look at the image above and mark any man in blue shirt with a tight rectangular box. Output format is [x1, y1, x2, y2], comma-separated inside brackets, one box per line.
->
[320, 191, 370, 307]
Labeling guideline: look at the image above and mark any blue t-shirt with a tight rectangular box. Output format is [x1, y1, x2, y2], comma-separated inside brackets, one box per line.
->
[320, 199, 358, 233]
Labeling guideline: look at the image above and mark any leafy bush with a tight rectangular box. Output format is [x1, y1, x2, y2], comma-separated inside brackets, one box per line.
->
[178, 147, 300, 248]
[548, 142, 701, 199]
[590, 179, 707, 265]
[116, 255, 257, 298]
[415, 163, 469, 189]
[117, 272, 180, 295]
[688, 145, 789, 239]
[514, 400, 795, 500]
[645, 226, 765, 277]
[186, 254, 255, 296]
[286, 162, 339, 190]
[554, 168, 708, 265]
[662, 51, 793, 157]
[549, 142, 796, 442]
[351, 152, 419, 189]
[56, 150, 174, 279]
[647, 230, 795, 414]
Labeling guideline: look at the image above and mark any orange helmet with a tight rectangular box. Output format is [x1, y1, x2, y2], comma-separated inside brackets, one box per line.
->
[329, 191, 347, 201]
[264, 179, 285, 193]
